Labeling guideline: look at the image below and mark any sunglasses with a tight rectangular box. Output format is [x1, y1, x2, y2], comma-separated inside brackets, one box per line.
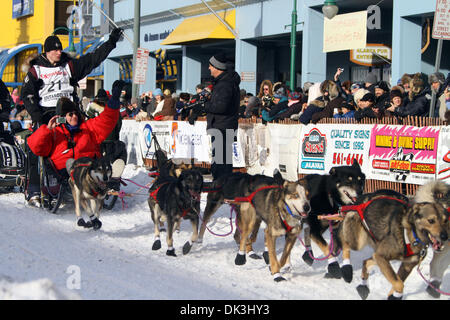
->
[67, 111, 79, 117]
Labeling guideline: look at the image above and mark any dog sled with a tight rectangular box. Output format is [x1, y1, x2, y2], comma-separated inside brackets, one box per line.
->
[0, 130, 27, 192]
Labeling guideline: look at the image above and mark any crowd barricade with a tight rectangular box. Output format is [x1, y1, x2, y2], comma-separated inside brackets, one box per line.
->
[119, 116, 449, 196]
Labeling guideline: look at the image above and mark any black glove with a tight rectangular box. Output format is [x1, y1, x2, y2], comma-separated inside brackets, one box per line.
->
[109, 80, 126, 110]
[112, 80, 126, 100]
[109, 28, 123, 44]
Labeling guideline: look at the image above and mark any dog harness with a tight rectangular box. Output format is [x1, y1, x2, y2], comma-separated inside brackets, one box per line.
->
[339, 196, 409, 242]
[233, 185, 281, 206]
[149, 181, 191, 218]
[339, 196, 429, 258]
[69, 162, 105, 198]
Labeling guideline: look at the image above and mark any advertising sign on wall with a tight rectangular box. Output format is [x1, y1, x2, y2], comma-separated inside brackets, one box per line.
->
[436, 126, 450, 182]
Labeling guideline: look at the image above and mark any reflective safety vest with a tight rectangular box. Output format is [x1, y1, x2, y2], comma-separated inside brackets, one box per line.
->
[33, 64, 74, 107]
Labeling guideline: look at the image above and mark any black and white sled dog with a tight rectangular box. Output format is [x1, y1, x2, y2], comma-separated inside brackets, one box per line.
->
[67, 157, 112, 230]
[302, 159, 366, 278]
[148, 168, 203, 256]
[415, 180, 450, 298]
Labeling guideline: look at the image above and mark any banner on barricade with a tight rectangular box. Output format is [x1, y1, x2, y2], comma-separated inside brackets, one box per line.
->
[298, 124, 371, 175]
[138, 121, 173, 160]
[368, 125, 440, 184]
[120, 120, 144, 166]
[436, 126, 450, 182]
[172, 121, 211, 163]
[268, 124, 302, 181]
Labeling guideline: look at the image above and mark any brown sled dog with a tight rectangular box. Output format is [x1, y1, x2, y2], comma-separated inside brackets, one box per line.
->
[234, 177, 311, 281]
[337, 189, 448, 300]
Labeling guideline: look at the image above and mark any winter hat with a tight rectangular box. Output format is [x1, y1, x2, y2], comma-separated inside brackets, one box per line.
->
[350, 82, 363, 91]
[428, 72, 445, 85]
[163, 89, 171, 96]
[44, 35, 63, 52]
[353, 88, 370, 104]
[375, 81, 390, 92]
[302, 82, 314, 94]
[56, 97, 79, 116]
[209, 53, 227, 71]
[247, 96, 261, 108]
[389, 89, 403, 101]
[360, 92, 376, 103]
[364, 73, 378, 84]
[273, 86, 287, 99]
[95, 88, 108, 104]
[153, 88, 163, 97]
[10, 121, 25, 134]
[179, 92, 191, 101]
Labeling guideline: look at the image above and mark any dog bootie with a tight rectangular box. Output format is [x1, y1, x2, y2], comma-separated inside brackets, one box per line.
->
[27, 194, 41, 208]
[248, 251, 262, 260]
[77, 218, 92, 229]
[152, 239, 161, 251]
[356, 284, 370, 300]
[182, 241, 192, 255]
[273, 273, 286, 282]
[387, 292, 403, 300]
[166, 248, 177, 257]
[426, 280, 441, 299]
[90, 217, 102, 230]
[324, 261, 342, 279]
[302, 249, 314, 266]
[235, 252, 246, 265]
[263, 250, 270, 265]
[341, 261, 353, 283]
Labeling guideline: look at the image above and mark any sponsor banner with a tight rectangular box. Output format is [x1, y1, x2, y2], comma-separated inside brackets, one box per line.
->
[236, 122, 259, 172]
[120, 120, 144, 166]
[436, 126, 450, 182]
[138, 121, 173, 160]
[368, 125, 440, 184]
[172, 121, 211, 163]
[298, 124, 371, 175]
[268, 124, 302, 181]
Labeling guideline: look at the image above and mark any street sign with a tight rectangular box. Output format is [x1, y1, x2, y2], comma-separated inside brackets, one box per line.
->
[133, 48, 150, 85]
[432, 0, 450, 40]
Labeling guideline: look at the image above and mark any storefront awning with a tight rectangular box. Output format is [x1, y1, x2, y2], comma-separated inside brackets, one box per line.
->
[161, 9, 235, 45]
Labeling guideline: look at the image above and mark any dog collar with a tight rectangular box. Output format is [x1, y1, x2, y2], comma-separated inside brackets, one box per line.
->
[404, 228, 427, 258]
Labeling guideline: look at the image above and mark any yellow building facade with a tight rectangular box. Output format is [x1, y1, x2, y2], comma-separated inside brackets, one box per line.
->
[0, 0, 75, 89]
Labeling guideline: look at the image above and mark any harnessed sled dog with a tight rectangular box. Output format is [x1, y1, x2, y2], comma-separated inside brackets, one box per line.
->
[148, 168, 203, 256]
[197, 171, 311, 280]
[414, 180, 450, 298]
[234, 175, 311, 281]
[336, 188, 448, 300]
[67, 157, 112, 230]
[302, 159, 365, 278]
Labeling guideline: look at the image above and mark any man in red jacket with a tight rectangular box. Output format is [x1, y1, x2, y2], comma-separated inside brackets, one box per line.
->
[27, 81, 125, 201]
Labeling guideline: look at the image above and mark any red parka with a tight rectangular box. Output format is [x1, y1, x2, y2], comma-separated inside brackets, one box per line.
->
[27, 106, 119, 171]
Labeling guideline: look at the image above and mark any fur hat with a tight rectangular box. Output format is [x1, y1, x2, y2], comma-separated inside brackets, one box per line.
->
[408, 73, 426, 101]
[56, 97, 79, 116]
[273, 86, 287, 99]
[44, 35, 63, 52]
[375, 81, 390, 92]
[389, 89, 403, 101]
[428, 72, 445, 85]
[320, 80, 339, 100]
[360, 92, 376, 102]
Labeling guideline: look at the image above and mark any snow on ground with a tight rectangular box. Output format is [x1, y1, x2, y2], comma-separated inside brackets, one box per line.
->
[0, 164, 448, 300]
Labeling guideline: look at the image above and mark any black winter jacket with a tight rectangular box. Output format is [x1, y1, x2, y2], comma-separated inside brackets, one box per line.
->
[204, 71, 241, 130]
[394, 88, 431, 117]
[21, 39, 117, 124]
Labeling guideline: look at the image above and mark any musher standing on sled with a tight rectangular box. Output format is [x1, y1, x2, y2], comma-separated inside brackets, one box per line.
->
[21, 27, 123, 207]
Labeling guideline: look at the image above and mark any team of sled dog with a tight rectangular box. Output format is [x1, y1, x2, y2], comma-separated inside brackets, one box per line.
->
[66, 149, 449, 300]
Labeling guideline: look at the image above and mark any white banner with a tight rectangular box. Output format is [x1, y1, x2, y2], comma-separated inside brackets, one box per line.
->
[268, 124, 302, 181]
[120, 120, 144, 166]
[172, 121, 211, 163]
[298, 124, 372, 175]
[138, 121, 173, 160]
